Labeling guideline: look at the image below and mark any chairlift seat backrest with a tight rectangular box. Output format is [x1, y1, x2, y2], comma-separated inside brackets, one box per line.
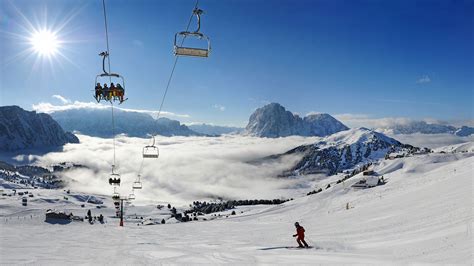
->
[174, 47, 209, 57]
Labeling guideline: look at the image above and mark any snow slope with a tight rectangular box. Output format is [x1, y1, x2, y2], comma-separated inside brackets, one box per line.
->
[0, 152, 472, 264]
[434, 142, 474, 153]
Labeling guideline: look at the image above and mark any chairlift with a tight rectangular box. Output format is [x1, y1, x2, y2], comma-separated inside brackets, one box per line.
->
[109, 173, 121, 186]
[143, 136, 159, 159]
[174, 8, 211, 57]
[112, 190, 120, 200]
[111, 186, 119, 199]
[133, 175, 142, 190]
[94, 51, 127, 104]
[128, 191, 136, 200]
[108, 165, 121, 186]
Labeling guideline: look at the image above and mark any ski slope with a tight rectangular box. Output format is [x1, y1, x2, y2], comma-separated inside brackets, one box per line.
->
[0, 152, 472, 264]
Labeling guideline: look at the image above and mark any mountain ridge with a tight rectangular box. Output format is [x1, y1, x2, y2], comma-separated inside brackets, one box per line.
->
[50, 108, 200, 138]
[0, 106, 79, 151]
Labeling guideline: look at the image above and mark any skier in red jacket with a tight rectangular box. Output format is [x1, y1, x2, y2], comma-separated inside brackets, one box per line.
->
[293, 222, 309, 248]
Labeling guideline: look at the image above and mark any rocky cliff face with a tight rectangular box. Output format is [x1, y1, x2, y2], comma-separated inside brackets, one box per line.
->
[245, 103, 348, 138]
[0, 106, 79, 151]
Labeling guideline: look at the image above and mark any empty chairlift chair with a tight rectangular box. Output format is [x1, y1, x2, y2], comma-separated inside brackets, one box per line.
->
[133, 176, 142, 190]
[174, 32, 211, 57]
[143, 137, 159, 159]
[173, 8, 211, 58]
[128, 190, 136, 200]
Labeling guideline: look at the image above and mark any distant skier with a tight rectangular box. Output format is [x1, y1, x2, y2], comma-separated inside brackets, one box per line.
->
[293, 222, 309, 248]
[87, 209, 92, 224]
[98, 214, 104, 223]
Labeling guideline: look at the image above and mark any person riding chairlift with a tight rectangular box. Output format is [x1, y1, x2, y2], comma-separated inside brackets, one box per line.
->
[102, 83, 109, 100]
[110, 83, 116, 100]
[116, 83, 124, 102]
[95, 83, 103, 101]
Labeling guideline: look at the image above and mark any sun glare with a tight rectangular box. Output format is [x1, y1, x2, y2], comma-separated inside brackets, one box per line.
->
[29, 30, 60, 56]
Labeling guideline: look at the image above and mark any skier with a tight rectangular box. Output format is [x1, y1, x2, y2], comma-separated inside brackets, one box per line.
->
[293, 222, 309, 248]
[98, 214, 104, 223]
[87, 209, 92, 224]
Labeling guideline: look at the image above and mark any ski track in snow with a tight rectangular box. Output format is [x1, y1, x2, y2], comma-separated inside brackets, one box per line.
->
[0, 151, 472, 264]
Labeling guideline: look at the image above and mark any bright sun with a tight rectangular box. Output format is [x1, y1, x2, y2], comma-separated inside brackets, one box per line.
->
[29, 30, 60, 56]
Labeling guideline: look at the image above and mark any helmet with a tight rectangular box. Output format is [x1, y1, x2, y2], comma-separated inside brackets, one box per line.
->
[294, 222, 299, 226]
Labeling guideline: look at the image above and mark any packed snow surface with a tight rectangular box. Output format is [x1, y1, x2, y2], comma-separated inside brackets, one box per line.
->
[1, 151, 472, 264]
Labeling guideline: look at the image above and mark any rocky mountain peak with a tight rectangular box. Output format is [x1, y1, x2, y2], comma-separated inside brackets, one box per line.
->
[245, 103, 348, 138]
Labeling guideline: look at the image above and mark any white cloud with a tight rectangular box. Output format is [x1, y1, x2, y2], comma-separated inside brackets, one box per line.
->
[334, 113, 474, 130]
[306, 111, 322, 116]
[334, 113, 411, 129]
[25, 135, 320, 205]
[52, 95, 71, 104]
[212, 104, 226, 112]
[416, 75, 431, 84]
[384, 133, 474, 149]
[32, 99, 190, 119]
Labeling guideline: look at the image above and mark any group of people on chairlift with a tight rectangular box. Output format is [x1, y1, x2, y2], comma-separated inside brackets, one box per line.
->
[95, 82, 125, 103]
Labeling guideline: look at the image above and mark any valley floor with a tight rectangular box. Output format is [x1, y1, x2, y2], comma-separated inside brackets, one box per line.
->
[0, 153, 472, 264]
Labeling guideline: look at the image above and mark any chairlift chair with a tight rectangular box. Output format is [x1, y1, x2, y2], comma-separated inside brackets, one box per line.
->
[128, 192, 136, 200]
[133, 180, 142, 190]
[173, 8, 211, 57]
[143, 136, 159, 159]
[94, 51, 127, 104]
[174, 32, 211, 57]
[112, 192, 120, 200]
[109, 173, 121, 186]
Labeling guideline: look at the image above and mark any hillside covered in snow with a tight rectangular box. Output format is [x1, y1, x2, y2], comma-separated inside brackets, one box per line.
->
[0, 148, 471, 264]
[0, 106, 79, 151]
[245, 103, 348, 138]
[272, 128, 421, 176]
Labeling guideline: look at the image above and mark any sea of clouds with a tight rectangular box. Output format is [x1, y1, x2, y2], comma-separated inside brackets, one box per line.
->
[10, 131, 473, 206]
[30, 135, 320, 205]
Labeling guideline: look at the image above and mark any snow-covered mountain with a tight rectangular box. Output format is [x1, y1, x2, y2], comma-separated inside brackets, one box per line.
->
[187, 123, 244, 136]
[245, 103, 348, 137]
[378, 121, 474, 136]
[0, 106, 79, 151]
[277, 128, 416, 176]
[454, 126, 474, 137]
[50, 109, 200, 138]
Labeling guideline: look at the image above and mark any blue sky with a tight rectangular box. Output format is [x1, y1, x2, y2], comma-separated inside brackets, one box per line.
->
[0, 0, 473, 126]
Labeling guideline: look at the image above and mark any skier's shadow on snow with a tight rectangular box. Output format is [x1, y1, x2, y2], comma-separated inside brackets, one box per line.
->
[44, 218, 72, 225]
[259, 246, 289, 250]
[259, 246, 316, 251]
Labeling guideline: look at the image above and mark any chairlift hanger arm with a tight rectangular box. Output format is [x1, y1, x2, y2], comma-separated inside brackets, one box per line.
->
[99, 51, 109, 75]
[193, 8, 204, 33]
